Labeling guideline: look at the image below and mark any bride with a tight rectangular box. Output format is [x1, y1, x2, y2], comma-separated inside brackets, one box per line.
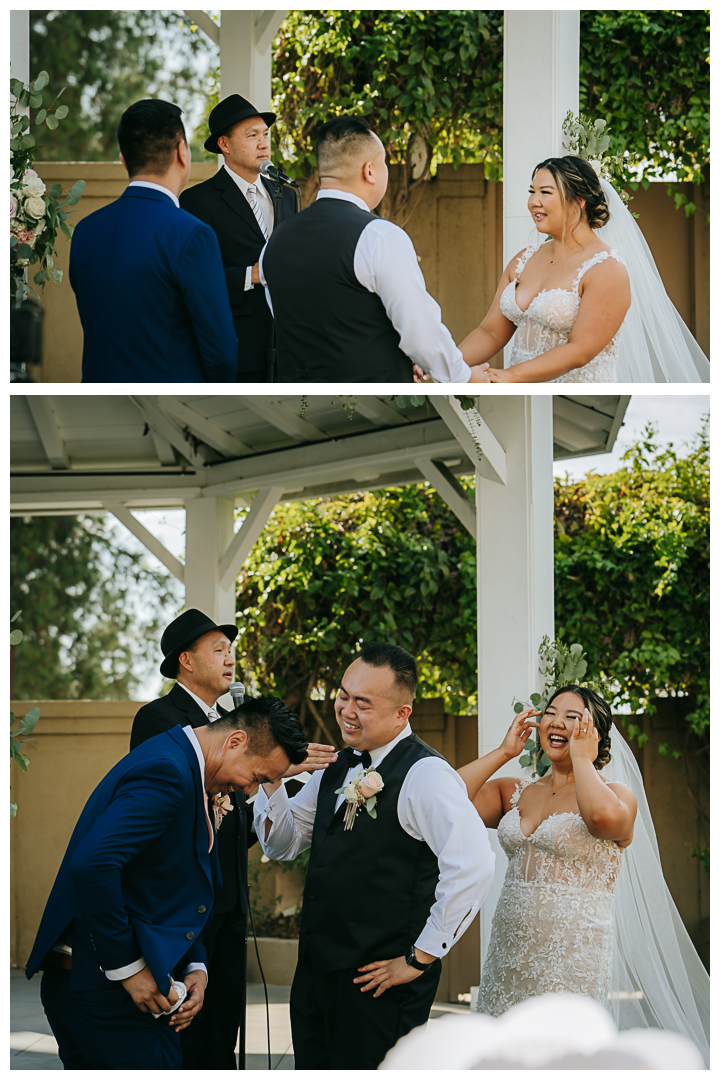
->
[456, 155, 709, 383]
[459, 685, 710, 1065]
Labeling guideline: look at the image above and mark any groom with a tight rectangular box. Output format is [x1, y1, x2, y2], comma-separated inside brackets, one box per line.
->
[254, 641, 495, 1069]
[261, 116, 491, 383]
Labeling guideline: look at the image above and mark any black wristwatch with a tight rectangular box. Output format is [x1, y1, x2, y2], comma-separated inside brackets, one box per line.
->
[405, 944, 437, 972]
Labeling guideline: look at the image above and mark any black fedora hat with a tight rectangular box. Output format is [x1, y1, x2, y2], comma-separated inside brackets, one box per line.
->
[204, 94, 276, 155]
[160, 608, 238, 679]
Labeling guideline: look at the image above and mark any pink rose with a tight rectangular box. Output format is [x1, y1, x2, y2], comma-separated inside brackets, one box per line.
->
[23, 168, 38, 180]
[359, 771, 384, 798]
[212, 792, 234, 830]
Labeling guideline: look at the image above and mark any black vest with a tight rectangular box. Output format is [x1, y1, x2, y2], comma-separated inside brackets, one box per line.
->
[300, 734, 443, 973]
[262, 197, 414, 382]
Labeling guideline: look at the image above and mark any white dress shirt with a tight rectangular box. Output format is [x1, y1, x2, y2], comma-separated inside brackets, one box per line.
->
[258, 188, 472, 383]
[254, 723, 494, 959]
[127, 180, 180, 208]
[103, 723, 209, 984]
[177, 681, 221, 721]
[223, 164, 275, 292]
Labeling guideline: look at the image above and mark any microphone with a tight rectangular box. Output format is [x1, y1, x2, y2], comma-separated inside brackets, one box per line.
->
[259, 160, 296, 186]
[229, 681, 246, 709]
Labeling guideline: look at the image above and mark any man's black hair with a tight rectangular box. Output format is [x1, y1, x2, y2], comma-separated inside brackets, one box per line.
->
[117, 99, 186, 178]
[212, 695, 308, 765]
[316, 115, 376, 173]
[358, 641, 418, 700]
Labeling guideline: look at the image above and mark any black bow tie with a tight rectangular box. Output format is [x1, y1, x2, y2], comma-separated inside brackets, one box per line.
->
[343, 747, 371, 770]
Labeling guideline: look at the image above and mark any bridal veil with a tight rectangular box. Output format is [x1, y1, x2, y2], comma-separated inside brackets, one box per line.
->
[596, 178, 710, 383]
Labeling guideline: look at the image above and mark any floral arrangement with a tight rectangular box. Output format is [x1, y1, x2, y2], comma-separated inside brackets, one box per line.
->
[335, 766, 384, 831]
[10, 70, 85, 302]
[561, 110, 641, 207]
[211, 792, 234, 830]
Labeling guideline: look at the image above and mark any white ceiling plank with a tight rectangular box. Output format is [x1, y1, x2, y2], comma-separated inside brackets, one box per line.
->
[255, 10, 288, 52]
[432, 397, 507, 485]
[352, 397, 409, 426]
[415, 458, 477, 539]
[161, 399, 254, 458]
[149, 429, 177, 466]
[218, 484, 284, 589]
[26, 397, 69, 470]
[243, 397, 327, 442]
[131, 396, 209, 470]
[183, 9, 220, 45]
[103, 501, 185, 583]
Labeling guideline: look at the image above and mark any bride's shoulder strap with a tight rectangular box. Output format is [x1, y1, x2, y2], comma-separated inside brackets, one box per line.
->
[513, 244, 539, 280]
[509, 774, 535, 808]
[573, 248, 626, 289]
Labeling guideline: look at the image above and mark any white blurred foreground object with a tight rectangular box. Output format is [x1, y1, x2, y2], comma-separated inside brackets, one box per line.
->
[380, 993, 705, 1069]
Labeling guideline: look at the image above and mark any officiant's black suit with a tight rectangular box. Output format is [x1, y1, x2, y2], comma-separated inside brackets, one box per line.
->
[179, 169, 298, 379]
[130, 683, 256, 1070]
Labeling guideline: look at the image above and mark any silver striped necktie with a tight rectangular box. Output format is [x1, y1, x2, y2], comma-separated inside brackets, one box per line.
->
[246, 184, 269, 240]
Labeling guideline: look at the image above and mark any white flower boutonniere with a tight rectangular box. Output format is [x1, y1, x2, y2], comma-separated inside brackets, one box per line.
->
[335, 767, 384, 831]
[211, 792, 234, 831]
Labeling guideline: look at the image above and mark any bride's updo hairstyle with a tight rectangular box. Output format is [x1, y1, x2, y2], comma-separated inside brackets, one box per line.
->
[533, 155, 610, 232]
[544, 684, 613, 770]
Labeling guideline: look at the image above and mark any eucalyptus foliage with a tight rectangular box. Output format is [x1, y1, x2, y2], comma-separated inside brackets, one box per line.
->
[235, 483, 478, 719]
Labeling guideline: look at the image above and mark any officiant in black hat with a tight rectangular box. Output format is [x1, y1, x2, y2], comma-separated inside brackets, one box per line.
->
[179, 94, 299, 382]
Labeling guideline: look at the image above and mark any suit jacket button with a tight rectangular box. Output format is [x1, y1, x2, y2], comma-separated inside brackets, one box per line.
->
[186, 931, 195, 940]
[197, 906, 207, 913]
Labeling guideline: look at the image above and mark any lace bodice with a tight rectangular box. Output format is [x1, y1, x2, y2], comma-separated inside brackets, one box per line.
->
[500, 245, 625, 382]
[476, 776, 625, 1017]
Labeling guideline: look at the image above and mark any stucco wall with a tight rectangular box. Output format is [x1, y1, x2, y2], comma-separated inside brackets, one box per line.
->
[30, 162, 709, 382]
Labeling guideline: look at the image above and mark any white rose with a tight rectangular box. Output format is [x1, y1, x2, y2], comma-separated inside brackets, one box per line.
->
[23, 168, 38, 180]
[10, 194, 18, 218]
[359, 771, 384, 798]
[590, 159, 602, 176]
[25, 195, 46, 219]
[22, 175, 46, 198]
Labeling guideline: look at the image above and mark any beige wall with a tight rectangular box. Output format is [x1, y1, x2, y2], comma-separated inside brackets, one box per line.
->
[32, 162, 710, 382]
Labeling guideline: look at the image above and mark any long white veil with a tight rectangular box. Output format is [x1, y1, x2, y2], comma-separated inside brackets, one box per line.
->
[595, 179, 709, 382]
[605, 723, 710, 1065]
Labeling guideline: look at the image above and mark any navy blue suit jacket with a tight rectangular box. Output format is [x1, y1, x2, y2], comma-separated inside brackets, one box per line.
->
[26, 726, 220, 996]
[69, 186, 238, 383]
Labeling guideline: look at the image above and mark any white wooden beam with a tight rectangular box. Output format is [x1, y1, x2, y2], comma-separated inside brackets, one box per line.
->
[243, 397, 327, 442]
[131, 396, 210, 470]
[27, 397, 69, 470]
[149, 428, 177, 467]
[183, 9, 220, 46]
[185, 497, 235, 625]
[352, 396, 409, 426]
[255, 10, 288, 53]
[218, 484, 284, 589]
[432, 396, 507, 485]
[103, 502, 185, 582]
[415, 458, 476, 539]
[161, 399, 253, 458]
[10, 11, 29, 92]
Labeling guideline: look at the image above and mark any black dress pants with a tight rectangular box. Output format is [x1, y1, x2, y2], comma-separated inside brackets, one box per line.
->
[180, 910, 247, 1070]
[290, 949, 441, 1070]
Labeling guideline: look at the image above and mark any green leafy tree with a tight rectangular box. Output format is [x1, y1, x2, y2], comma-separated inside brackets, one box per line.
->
[29, 10, 215, 160]
[554, 421, 709, 762]
[10, 515, 180, 700]
[235, 482, 478, 738]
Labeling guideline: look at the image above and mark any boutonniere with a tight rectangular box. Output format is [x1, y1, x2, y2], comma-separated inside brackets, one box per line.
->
[211, 792, 234, 831]
[335, 767, 384, 831]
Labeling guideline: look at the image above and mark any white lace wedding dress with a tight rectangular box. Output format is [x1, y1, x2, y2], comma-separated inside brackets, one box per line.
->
[500, 246, 626, 382]
[476, 776, 625, 1016]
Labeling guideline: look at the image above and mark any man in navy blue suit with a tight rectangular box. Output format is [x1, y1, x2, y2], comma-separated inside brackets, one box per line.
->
[26, 699, 308, 1070]
[69, 99, 237, 383]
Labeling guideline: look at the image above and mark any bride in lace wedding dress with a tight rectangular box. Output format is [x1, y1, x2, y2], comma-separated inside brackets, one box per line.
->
[457, 155, 709, 383]
[459, 685, 710, 1065]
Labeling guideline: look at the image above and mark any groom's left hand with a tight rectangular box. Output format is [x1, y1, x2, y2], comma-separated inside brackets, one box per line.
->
[281, 743, 338, 779]
[354, 950, 436, 997]
[169, 970, 207, 1032]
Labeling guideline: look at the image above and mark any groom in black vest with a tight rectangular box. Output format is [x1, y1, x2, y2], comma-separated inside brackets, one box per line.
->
[261, 116, 491, 383]
[254, 642, 495, 1070]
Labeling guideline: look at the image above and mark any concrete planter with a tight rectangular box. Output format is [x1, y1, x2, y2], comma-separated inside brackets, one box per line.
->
[247, 936, 299, 985]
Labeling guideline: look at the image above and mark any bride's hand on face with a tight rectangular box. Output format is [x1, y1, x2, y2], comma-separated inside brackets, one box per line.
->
[569, 707, 600, 764]
[499, 708, 541, 760]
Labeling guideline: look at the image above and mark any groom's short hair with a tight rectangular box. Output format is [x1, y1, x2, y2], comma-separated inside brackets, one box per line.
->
[117, 99, 186, 178]
[210, 695, 308, 765]
[358, 641, 418, 700]
[317, 115, 378, 175]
